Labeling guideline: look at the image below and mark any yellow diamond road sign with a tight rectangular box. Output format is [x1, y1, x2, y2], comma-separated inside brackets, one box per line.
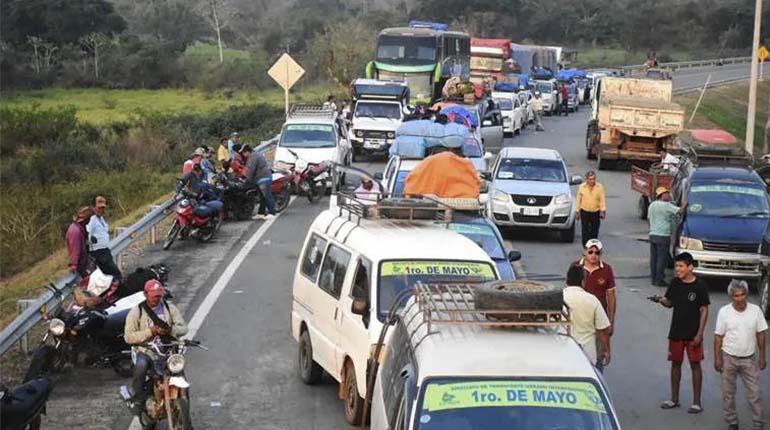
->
[268, 53, 305, 91]
[758, 46, 769, 62]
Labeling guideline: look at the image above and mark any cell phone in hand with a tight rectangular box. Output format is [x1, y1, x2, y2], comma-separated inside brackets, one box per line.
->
[647, 295, 661, 303]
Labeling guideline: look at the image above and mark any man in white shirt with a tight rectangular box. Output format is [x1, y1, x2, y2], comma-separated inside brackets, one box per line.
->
[563, 265, 611, 370]
[714, 279, 767, 430]
[86, 195, 122, 280]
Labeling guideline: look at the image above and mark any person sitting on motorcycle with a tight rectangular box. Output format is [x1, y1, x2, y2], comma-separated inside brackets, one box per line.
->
[176, 163, 224, 217]
[199, 145, 217, 182]
[124, 280, 187, 415]
[243, 145, 275, 219]
[182, 148, 205, 176]
[228, 144, 248, 178]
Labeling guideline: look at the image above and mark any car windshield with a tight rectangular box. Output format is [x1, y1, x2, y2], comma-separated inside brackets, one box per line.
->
[393, 170, 410, 197]
[537, 83, 552, 94]
[463, 139, 483, 158]
[377, 260, 496, 321]
[496, 158, 566, 182]
[446, 223, 505, 259]
[415, 378, 617, 430]
[376, 35, 437, 64]
[518, 93, 529, 103]
[687, 184, 769, 217]
[494, 98, 513, 111]
[280, 124, 336, 148]
[354, 102, 401, 119]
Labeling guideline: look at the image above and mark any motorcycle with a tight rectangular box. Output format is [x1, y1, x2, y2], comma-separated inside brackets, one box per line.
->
[284, 149, 331, 203]
[163, 192, 223, 250]
[213, 172, 260, 221]
[120, 339, 207, 430]
[0, 377, 52, 430]
[23, 266, 171, 381]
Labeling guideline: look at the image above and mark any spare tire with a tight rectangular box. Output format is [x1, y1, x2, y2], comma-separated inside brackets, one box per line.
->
[474, 280, 563, 312]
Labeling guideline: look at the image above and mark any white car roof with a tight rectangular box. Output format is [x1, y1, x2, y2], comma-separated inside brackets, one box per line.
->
[310, 209, 495, 264]
[491, 92, 515, 100]
[499, 146, 563, 161]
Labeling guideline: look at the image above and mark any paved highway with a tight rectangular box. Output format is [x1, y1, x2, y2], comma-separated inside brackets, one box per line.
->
[36, 63, 764, 430]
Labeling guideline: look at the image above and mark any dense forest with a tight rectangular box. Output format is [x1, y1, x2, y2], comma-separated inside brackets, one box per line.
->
[1, 0, 767, 90]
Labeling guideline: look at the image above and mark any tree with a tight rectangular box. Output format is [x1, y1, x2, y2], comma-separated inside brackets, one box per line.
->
[197, 0, 237, 63]
[80, 33, 109, 80]
[308, 21, 375, 88]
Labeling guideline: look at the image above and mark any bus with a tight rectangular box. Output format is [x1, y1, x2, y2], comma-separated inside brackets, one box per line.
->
[365, 21, 470, 104]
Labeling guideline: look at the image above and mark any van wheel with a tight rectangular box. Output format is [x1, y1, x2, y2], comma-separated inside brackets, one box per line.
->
[760, 273, 770, 319]
[343, 360, 364, 425]
[638, 195, 650, 220]
[298, 330, 322, 384]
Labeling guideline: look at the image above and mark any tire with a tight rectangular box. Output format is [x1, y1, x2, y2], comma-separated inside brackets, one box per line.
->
[298, 330, 322, 384]
[760, 273, 770, 319]
[163, 221, 181, 250]
[171, 397, 192, 430]
[23, 345, 55, 382]
[26, 415, 42, 430]
[274, 186, 291, 213]
[638, 195, 650, 220]
[597, 151, 613, 170]
[585, 125, 597, 160]
[559, 223, 575, 243]
[235, 193, 257, 220]
[342, 360, 364, 425]
[474, 280, 564, 312]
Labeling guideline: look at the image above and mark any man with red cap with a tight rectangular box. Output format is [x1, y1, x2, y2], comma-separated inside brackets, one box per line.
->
[124, 280, 187, 415]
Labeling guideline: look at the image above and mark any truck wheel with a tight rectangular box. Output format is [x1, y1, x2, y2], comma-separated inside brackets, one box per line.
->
[597, 151, 613, 170]
[474, 280, 564, 313]
[298, 330, 323, 384]
[343, 360, 364, 425]
[585, 124, 597, 160]
[760, 273, 770, 319]
[638, 196, 650, 220]
[559, 223, 575, 243]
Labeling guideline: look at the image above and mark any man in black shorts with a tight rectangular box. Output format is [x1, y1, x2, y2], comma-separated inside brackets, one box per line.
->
[649, 252, 710, 414]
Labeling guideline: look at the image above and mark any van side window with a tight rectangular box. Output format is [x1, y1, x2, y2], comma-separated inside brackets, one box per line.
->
[351, 258, 371, 301]
[383, 323, 412, 428]
[301, 234, 327, 281]
[318, 244, 351, 298]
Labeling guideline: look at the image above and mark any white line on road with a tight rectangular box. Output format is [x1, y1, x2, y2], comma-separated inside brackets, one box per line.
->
[186, 198, 295, 340]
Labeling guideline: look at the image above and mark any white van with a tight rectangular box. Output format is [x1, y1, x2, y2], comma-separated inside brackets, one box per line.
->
[291, 197, 500, 424]
[369, 283, 621, 430]
[348, 79, 409, 159]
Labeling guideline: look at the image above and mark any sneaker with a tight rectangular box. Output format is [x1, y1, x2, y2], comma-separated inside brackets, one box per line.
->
[251, 214, 265, 220]
[263, 214, 276, 220]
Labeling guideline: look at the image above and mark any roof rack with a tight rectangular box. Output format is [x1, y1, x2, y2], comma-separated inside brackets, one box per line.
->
[335, 192, 455, 224]
[288, 104, 337, 119]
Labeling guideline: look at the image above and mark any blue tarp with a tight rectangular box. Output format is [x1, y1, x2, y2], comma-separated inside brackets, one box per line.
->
[494, 82, 517, 92]
[531, 67, 553, 80]
[556, 68, 587, 82]
[440, 105, 478, 128]
[391, 120, 470, 157]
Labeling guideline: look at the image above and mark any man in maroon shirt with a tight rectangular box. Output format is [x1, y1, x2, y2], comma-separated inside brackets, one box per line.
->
[66, 206, 92, 277]
[573, 238, 617, 370]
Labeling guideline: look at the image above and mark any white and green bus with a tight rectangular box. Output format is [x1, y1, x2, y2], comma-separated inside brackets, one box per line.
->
[365, 21, 470, 104]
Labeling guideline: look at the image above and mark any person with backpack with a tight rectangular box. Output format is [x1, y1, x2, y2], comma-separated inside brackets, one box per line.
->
[123, 280, 187, 415]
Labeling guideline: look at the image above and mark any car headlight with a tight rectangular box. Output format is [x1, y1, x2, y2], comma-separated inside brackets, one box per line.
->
[387, 131, 395, 139]
[355, 130, 364, 138]
[679, 236, 703, 251]
[553, 193, 571, 205]
[167, 354, 185, 374]
[492, 189, 510, 203]
[48, 318, 65, 336]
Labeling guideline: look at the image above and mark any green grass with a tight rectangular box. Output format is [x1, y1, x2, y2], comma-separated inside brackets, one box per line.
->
[675, 80, 770, 159]
[575, 48, 707, 69]
[0, 83, 343, 125]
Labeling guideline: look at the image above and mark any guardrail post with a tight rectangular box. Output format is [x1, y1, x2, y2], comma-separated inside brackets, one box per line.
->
[149, 205, 162, 244]
[17, 300, 35, 354]
[115, 227, 127, 269]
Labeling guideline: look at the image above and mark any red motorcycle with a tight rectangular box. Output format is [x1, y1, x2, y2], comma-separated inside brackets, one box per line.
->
[271, 168, 293, 213]
[163, 194, 223, 250]
[284, 149, 331, 203]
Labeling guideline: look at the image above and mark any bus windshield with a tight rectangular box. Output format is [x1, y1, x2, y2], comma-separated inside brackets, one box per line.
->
[377, 35, 437, 64]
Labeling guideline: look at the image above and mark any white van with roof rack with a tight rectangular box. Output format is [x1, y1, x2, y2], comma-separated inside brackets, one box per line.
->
[368, 282, 621, 430]
[291, 195, 500, 425]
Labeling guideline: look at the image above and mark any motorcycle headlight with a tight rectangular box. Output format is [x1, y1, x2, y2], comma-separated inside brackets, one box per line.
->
[355, 130, 364, 138]
[179, 199, 191, 208]
[386, 131, 395, 139]
[295, 159, 308, 171]
[492, 189, 510, 203]
[48, 318, 65, 336]
[553, 193, 571, 205]
[679, 236, 703, 251]
[167, 354, 185, 374]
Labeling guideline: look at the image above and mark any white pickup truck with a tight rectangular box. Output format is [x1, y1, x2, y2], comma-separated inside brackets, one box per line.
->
[347, 79, 409, 160]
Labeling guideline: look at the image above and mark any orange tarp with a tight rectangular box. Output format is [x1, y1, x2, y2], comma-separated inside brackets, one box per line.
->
[403, 152, 480, 198]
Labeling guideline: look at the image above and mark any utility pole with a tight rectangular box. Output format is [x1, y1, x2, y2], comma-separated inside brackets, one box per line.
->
[745, 0, 763, 156]
[362, 0, 367, 16]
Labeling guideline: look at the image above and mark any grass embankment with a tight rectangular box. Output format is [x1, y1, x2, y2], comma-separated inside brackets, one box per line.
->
[576, 48, 722, 69]
[675, 80, 770, 159]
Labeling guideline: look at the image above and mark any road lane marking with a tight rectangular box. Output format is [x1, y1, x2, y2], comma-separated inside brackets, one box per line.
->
[185, 197, 295, 340]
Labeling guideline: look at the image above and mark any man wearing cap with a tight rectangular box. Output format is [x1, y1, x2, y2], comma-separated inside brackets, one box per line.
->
[563, 265, 612, 371]
[648, 187, 681, 286]
[227, 132, 240, 159]
[66, 206, 93, 277]
[124, 280, 187, 415]
[87, 195, 122, 280]
[573, 238, 617, 371]
[183, 147, 205, 175]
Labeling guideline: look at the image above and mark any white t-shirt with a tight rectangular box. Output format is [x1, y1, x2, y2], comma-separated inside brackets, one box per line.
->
[563, 286, 611, 362]
[714, 303, 768, 357]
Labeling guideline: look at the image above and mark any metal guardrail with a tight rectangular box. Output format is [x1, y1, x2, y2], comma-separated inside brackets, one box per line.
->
[585, 56, 751, 75]
[0, 137, 279, 356]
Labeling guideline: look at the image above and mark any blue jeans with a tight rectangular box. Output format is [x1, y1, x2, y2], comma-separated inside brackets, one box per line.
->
[132, 353, 151, 404]
[193, 200, 223, 218]
[256, 176, 275, 215]
[649, 235, 670, 284]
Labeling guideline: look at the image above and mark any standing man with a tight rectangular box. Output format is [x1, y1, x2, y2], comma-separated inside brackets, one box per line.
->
[714, 280, 767, 430]
[563, 265, 612, 370]
[66, 206, 92, 277]
[649, 252, 710, 414]
[227, 132, 240, 160]
[573, 239, 616, 371]
[244, 146, 275, 219]
[648, 187, 680, 286]
[87, 195, 122, 280]
[560, 82, 569, 116]
[217, 136, 230, 166]
[575, 170, 606, 244]
[531, 91, 544, 131]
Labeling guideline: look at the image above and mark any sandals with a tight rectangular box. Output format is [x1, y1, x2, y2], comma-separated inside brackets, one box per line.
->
[660, 400, 680, 409]
[687, 404, 703, 414]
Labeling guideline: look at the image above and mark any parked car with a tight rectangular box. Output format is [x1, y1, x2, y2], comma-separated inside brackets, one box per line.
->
[348, 79, 409, 159]
[487, 147, 583, 242]
[492, 92, 525, 136]
[442, 212, 521, 280]
[457, 100, 504, 151]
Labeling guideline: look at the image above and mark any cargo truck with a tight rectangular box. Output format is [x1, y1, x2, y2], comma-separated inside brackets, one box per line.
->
[585, 77, 685, 170]
[470, 38, 512, 83]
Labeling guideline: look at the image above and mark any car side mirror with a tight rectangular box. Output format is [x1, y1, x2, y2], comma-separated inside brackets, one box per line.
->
[569, 175, 583, 186]
[483, 152, 494, 161]
[351, 298, 368, 316]
[482, 120, 493, 127]
[508, 250, 522, 262]
[373, 172, 383, 180]
[478, 193, 489, 205]
[480, 171, 492, 181]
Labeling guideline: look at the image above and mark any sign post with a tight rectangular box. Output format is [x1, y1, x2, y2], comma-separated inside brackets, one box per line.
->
[267, 53, 305, 117]
[758, 45, 768, 80]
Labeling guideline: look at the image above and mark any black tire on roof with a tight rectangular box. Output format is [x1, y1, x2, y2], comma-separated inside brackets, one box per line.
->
[474, 280, 564, 312]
